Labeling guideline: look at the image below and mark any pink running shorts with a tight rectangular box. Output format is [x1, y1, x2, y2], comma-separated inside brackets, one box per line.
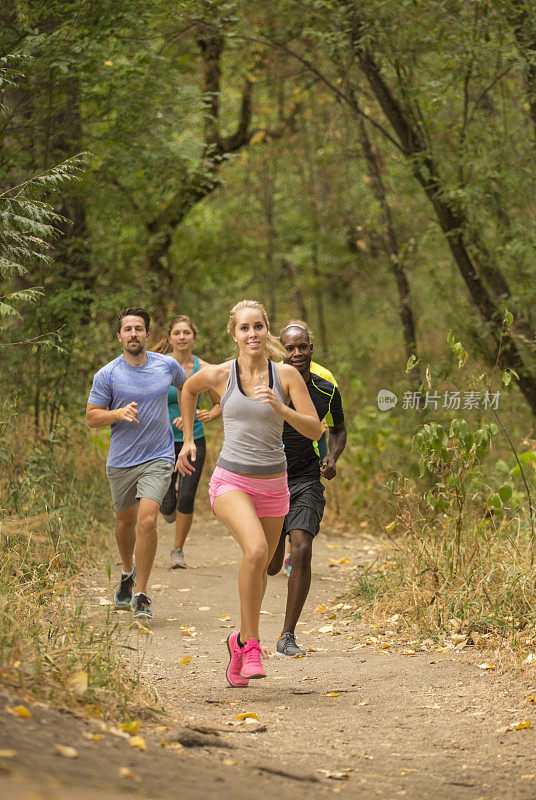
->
[209, 466, 290, 518]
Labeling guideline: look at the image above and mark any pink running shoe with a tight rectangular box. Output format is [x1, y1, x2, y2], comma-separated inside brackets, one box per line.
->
[226, 631, 249, 687]
[240, 638, 266, 679]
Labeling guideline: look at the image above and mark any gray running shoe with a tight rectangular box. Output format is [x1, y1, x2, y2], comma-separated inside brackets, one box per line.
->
[170, 547, 187, 569]
[163, 511, 177, 523]
[276, 632, 306, 656]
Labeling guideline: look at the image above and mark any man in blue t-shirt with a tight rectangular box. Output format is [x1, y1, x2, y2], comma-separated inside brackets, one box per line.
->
[86, 307, 186, 620]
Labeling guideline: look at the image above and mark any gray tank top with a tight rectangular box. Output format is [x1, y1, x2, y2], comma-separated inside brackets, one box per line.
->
[217, 359, 287, 475]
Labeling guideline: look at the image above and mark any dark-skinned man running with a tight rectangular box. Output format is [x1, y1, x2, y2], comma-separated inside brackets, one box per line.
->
[267, 323, 347, 656]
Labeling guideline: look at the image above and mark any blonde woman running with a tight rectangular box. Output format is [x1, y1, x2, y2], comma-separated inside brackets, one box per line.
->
[153, 315, 220, 569]
[177, 300, 322, 686]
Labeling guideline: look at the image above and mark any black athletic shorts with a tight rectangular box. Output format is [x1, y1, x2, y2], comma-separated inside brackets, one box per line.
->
[282, 479, 326, 539]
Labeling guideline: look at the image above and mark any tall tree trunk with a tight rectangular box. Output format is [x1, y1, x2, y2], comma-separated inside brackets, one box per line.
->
[311, 240, 329, 358]
[508, 2, 536, 144]
[280, 258, 309, 321]
[345, 10, 536, 415]
[351, 91, 420, 385]
[144, 29, 257, 284]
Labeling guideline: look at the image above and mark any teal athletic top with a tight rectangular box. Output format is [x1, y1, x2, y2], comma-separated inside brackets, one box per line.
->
[167, 354, 204, 442]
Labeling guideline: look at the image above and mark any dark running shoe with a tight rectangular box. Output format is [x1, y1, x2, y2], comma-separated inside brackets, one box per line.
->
[114, 566, 136, 610]
[132, 592, 152, 620]
[276, 632, 306, 657]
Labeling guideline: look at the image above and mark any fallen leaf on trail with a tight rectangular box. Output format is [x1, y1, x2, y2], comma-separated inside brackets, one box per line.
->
[198, 606, 210, 611]
[222, 759, 237, 766]
[526, 696, 536, 704]
[316, 770, 349, 780]
[315, 605, 328, 613]
[513, 720, 531, 730]
[181, 626, 198, 637]
[378, 643, 390, 650]
[451, 634, 467, 645]
[133, 622, 152, 634]
[129, 735, 147, 750]
[318, 625, 334, 634]
[402, 650, 416, 655]
[522, 774, 536, 780]
[235, 712, 259, 721]
[178, 656, 192, 664]
[326, 543, 340, 549]
[150, 584, 162, 590]
[328, 557, 353, 566]
[259, 610, 272, 615]
[82, 732, 101, 741]
[118, 720, 141, 735]
[322, 692, 339, 698]
[401, 769, 418, 775]
[119, 767, 141, 781]
[84, 704, 102, 718]
[359, 700, 370, 706]
[167, 742, 184, 751]
[99, 598, 113, 606]
[178, 588, 192, 592]
[108, 727, 130, 740]
[54, 745, 78, 758]
[66, 671, 88, 695]
[0, 750, 16, 758]
[245, 717, 258, 725]
[478, 661, 495, 670]
[435, 647, 448, 653]
[7, 705, 31, 719]
[166, 618, 178, 622]
[218, 614, 231, 622]
[219, 624, 233, 628]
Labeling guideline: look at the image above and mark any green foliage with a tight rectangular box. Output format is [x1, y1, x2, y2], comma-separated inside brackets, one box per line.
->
[0, 156, 86, 324]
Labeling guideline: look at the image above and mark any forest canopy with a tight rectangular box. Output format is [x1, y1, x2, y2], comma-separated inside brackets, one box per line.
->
[1, 0, 536, 428]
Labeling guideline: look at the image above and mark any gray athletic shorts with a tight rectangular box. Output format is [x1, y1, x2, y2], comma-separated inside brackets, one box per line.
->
[282, 479, 326, 539]
[105, 458, 174, 512]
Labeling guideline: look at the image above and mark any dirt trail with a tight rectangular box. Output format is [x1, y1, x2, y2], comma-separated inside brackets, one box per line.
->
[3, 516, 536, 799]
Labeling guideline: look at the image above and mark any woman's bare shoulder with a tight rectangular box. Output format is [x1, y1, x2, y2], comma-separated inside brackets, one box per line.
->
[276, 362, 300, 382]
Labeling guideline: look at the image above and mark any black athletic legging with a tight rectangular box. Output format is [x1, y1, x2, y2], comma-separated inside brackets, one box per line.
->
[160, 437, 207, 516]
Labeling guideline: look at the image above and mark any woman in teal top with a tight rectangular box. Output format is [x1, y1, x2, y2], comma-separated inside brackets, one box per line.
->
[153, 315, 220, 568]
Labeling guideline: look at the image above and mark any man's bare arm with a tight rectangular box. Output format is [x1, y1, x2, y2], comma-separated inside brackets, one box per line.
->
[85, 402, 139, 428]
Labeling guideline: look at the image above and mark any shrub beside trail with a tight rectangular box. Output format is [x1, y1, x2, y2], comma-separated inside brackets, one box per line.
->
[352, 415, 536, 660]
[0, 403, 146, 714]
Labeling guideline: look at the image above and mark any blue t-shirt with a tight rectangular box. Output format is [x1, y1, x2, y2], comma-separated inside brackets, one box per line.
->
[88, 352, 187, 468]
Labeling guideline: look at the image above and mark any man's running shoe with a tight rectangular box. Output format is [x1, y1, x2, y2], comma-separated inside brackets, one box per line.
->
[283, 555, 292, 576]
[240, 639, 266, 679]
[226, 631, 249, 688]
[163, 511, 177, 523]
[114, 566, 136, 609]
[170, 547, 187, 569]
[132, 592, 152, 619]
[276, 632, 306, 657]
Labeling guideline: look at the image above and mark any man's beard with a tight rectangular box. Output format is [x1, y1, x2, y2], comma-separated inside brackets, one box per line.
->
[126, 340, 143, 354]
